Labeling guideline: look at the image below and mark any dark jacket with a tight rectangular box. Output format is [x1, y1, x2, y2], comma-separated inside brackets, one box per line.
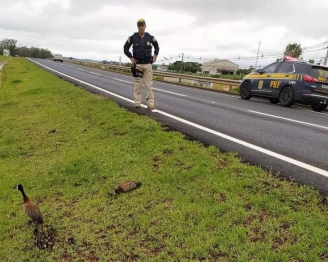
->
[124, 32, 159, 64]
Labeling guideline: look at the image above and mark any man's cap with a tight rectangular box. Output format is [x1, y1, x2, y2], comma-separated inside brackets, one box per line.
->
[137, 19, 146, 25]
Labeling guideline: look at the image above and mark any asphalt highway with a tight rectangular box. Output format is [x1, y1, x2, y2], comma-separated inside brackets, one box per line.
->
[30, 58, 328, 195]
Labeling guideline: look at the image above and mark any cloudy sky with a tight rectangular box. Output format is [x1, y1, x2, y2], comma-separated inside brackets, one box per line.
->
[1, 0, 327, 68]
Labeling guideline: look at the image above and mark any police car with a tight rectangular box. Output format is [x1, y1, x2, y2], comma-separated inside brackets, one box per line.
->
[239, 56, 328, 112]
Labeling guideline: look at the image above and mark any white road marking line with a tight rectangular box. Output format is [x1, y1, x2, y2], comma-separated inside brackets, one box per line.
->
[112, 78, 133, 84]
[153, 88, 187, 97]
[239, 98, 326, 114]
[248, 110, 328, 130]
[29, 59, 328, 178]
[31, 59, 134, 104]
[155, 109, 328, 178]
[76, 68, 85, 71]
[112, 78, 186, 97]
[89, 72, 101, 76]
[165, 84, 236, 98]
[199, 90, 236, 98]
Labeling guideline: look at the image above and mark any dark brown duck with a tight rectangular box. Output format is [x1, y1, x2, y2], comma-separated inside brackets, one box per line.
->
[115, 181, 142, 194]
[13, 184, 44, 224]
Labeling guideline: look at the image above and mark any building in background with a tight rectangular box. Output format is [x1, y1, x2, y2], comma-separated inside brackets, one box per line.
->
[3, 49, 10, 56]
[155, 64, 169, 71]
[202, 59, 239, 75]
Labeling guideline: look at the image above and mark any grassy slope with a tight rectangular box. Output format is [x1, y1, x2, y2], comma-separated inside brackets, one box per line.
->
[0, 58, 327, 261]
[0, 55, 7, 62]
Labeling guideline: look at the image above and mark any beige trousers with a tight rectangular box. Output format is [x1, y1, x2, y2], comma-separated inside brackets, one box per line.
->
[134, 63, 154, 107]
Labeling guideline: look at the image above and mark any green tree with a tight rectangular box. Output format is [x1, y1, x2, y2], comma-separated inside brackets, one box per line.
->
[168, 61, 201, 74]
[169, 61, 183, 73]
[1, 38, 53, 58]
[17, 46, 29, 57]
[167, 62, 176, 72]
[283, 43, 302, 58]
[0, 38, 17, 56]
[236, 68, 253, 75]
[184, 62, 202, 73]
[308, 59, 314, 64]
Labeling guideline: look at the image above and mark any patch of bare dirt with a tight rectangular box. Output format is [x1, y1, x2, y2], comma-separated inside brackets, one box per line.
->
[34, 225, 56, 250]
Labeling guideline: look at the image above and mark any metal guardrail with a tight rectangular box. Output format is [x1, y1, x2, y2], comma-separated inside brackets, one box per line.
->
[65, 59, 241, 91]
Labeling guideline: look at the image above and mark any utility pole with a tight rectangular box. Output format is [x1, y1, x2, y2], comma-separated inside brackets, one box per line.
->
[255, 41, 261, 69]
[164, 57, 171, 72]
[324, 46, 328, 66]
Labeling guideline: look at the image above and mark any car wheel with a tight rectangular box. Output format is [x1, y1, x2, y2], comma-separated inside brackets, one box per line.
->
[269, 98, 279, 104]
[279, 86, 294, 107]
[311, 104, 327, 112]
[240, 81, 252, 100]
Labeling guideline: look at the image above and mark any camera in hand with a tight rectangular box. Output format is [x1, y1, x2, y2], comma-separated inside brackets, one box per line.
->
[131, 63, 143, 77]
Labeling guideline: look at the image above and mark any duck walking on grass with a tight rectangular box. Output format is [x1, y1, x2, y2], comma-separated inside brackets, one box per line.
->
[13, 184, 44, 224]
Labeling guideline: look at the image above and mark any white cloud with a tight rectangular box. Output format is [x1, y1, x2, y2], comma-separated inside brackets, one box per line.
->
[0, 0, 327, 67]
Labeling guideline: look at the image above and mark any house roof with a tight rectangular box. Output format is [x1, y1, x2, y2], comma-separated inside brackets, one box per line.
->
[202, 59, 239, 68]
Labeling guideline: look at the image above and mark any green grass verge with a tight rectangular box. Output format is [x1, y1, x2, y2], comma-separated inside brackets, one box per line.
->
[0, 55, 8, 62]
[1, 58, 328, 261]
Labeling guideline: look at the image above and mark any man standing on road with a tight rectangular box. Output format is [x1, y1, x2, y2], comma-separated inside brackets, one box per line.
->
[124, 19, 160, 110]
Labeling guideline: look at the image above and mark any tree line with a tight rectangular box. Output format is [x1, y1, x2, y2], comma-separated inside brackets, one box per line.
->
[1, 38, 312, 68]
[0, 38, 53, 59]
[168, 61, 202, 73]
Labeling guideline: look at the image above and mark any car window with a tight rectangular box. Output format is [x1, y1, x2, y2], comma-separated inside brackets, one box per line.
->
[311, 66, 328, 83]
[262, 63, 281, 73]
[296, 64, 310, 74]
[276, 63, 293, 73]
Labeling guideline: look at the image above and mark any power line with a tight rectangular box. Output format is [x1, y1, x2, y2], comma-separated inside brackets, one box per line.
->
[303, 42, 327, 50]
[161, 42, 328, 65]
